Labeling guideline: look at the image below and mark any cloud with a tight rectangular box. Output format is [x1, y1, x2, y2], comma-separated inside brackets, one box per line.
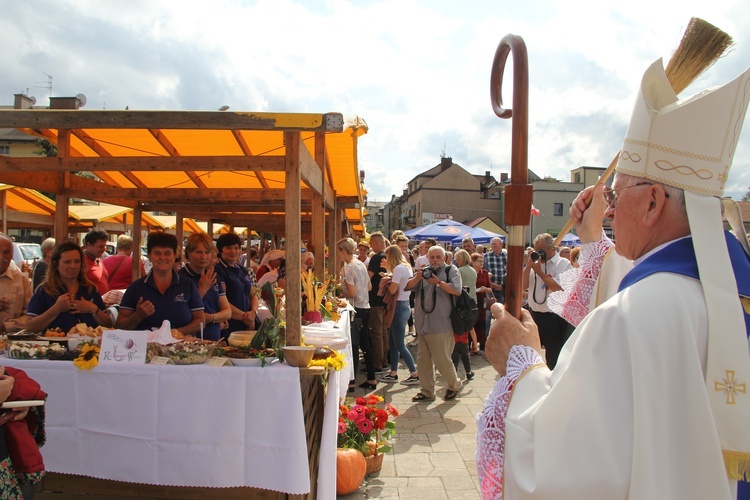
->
[2, 0, 749, 204]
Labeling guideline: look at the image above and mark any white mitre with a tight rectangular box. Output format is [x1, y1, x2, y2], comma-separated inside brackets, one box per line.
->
[619, 59, 750, 480]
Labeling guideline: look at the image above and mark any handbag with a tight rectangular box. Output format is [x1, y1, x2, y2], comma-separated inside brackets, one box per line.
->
[484, 294, 496, 308]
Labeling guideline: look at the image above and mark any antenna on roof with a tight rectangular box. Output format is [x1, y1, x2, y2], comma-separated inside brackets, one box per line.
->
[34, 72, 53, 100]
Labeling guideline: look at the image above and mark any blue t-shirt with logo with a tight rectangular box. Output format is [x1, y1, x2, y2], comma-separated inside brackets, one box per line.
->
[28, 285, 106, 332]
[120, 270, 204, 331]
[215, 258, 254, 336]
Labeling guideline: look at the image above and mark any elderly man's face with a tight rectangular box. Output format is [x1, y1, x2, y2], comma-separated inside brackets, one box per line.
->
[0, 239, 12, 273]
[428, 249, 445, 268]
[607, 175, 653, 260]
[490, 238, 503, 254]
[462, 241, 475, 253]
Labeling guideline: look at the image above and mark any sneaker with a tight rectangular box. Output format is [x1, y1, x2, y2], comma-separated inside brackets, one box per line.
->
[466, 371, 475, 381]
[401, 374, 420, 385]
[378, 373, 399, 383]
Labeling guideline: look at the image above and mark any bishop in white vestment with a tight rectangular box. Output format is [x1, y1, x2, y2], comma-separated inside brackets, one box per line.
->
[477, 59, 750, 499]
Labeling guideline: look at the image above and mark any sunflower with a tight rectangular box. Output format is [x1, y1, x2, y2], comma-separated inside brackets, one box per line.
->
[74, 343, 100, 371]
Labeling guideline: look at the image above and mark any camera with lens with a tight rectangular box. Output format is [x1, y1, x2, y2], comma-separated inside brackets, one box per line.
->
[421, 268, 434, 280]
[530, 250, 548, 263]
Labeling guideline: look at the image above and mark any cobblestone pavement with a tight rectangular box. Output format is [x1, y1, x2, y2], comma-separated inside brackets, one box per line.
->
[338, 333, 498, 499]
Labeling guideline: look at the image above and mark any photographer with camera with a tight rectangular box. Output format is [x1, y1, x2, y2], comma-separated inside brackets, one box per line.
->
[404, 245, 463, 402]
[522, 233, 574, 369]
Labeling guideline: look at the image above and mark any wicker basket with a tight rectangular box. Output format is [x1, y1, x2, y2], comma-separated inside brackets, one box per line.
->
[365, 452, 383, 474]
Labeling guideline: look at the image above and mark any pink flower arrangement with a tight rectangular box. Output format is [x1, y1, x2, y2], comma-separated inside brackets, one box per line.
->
[338, 395, 398, 455]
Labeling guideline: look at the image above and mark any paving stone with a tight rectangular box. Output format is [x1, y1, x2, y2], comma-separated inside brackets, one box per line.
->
[342, 342, 502, 499]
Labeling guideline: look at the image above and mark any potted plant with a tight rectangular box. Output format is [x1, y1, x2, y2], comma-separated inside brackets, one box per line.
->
[337, 395, 398, 475]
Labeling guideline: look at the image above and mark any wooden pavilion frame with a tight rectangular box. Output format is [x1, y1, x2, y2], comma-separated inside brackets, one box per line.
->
[0, 108, 369, 346]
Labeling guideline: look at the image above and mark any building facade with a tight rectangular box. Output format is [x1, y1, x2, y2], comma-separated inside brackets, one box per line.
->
[384, 156, 504, 236]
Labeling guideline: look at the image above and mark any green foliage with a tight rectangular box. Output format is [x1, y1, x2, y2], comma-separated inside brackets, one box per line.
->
[34, 138, 57, 157]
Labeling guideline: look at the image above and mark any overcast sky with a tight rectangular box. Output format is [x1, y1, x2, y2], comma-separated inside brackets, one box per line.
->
[3, 0, 749, 202]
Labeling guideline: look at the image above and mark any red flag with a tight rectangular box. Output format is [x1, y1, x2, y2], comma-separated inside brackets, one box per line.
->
[531, 205, 540, 216]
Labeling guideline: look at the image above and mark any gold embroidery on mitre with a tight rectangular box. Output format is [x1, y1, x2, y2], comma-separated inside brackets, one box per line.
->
[715, 370, 747, 405]
[742, 297, 750, 315]
[619, 150, 642, 163]
[718, 165, 730, 190]
[654, 160, 714, 179]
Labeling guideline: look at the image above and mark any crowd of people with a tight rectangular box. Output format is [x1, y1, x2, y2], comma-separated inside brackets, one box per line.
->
[342, 226, 584, 402]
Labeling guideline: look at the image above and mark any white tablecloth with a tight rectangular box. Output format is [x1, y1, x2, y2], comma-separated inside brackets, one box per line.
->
[2, 359, 311, 494]
[302, 307, 354, 400]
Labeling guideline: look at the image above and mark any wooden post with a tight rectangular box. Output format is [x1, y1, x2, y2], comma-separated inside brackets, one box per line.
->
[132, 207, 143, 282]
[175, 213, 184, 254]
[0, 190, 6, 235]
[54, 130, 71, 243]
[312, 132, 326, 279]
[284, 131, 302, 346]
[331, 207, 342, 279]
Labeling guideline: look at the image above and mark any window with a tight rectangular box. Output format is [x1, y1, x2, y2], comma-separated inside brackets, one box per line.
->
[0, 145, 9, 156]
[553, 203, 564, 216]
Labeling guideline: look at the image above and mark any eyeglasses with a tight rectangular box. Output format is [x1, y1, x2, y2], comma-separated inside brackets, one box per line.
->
[602, 182, 669, 208]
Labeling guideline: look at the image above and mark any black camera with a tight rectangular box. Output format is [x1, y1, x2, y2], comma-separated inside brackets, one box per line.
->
[530, 250, 548, 263]
[421, 268, 434, 280]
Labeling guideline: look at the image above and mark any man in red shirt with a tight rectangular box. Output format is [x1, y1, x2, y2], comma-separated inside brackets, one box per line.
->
[83, 228, 109, 295]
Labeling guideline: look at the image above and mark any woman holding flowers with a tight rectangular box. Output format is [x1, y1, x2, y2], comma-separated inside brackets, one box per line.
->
[337, 237, 377, 391]
[27, 241, 113, 333]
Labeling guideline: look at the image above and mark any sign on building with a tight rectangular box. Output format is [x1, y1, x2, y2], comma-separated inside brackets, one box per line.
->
[421, 212, 452, 225]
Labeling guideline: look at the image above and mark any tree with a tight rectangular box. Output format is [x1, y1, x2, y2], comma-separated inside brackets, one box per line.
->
[743, 187, 750, 202]
[34, 138, 56, 157]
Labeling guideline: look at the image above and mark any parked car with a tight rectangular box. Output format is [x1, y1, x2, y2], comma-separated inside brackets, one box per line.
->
[13, 242, 42, 268]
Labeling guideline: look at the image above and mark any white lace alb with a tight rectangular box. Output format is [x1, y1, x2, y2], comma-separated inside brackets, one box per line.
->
[476, 345, 544, 499]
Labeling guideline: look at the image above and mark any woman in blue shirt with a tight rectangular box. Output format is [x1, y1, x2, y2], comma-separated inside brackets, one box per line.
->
[27, 242, 112, 333]
[214, 233, 258, 338]
[117, 232, 204, 334]
[179, 233, 231, 341]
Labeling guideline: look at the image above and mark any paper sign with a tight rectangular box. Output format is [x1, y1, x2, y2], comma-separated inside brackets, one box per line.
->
[206, 357, 232, 367]
[99, 330, 149, 364]
[149, 356, 174, 365]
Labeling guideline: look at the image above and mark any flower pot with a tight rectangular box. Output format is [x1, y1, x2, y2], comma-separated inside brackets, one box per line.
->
[365, 452, 383, 474]
[303, 310, 322, 323]
[336, 448, 366, 495]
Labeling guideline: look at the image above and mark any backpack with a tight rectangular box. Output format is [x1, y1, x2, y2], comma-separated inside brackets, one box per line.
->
[447, 265, 478, 334]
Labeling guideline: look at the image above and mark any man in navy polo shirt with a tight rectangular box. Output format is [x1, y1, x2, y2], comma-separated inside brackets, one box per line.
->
[117, 232, 204, 334]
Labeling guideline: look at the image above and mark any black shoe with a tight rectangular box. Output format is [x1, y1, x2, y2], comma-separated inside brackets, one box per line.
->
[348, 384, 356, 393]
[358, 381, 377, 390]
[466, 371, 475, 381]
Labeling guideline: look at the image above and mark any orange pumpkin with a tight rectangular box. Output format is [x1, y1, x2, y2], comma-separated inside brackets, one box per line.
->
[336, 447, 366, 495]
